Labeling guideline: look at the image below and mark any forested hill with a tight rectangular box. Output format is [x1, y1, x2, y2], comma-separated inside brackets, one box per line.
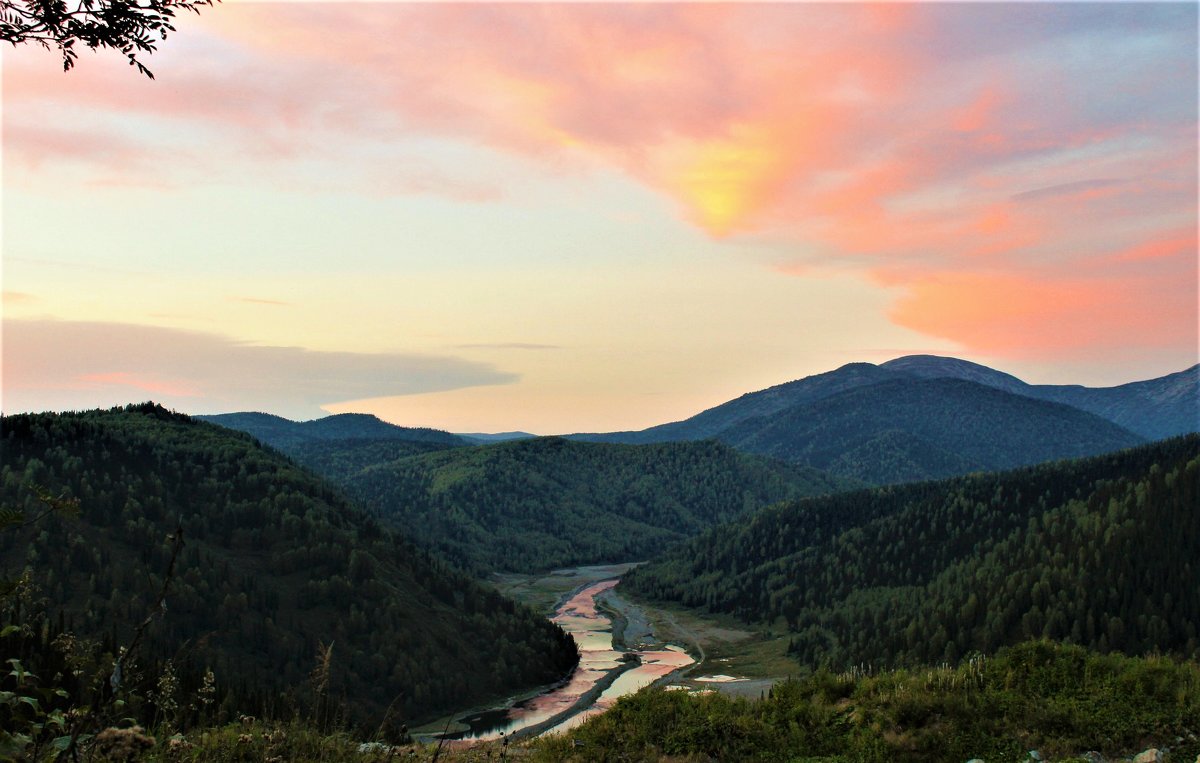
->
[623, 436, 1200, 668]
[198, 411, 469, 450]
[345, 438, 854, 574]
[571, 363, 899, 445]
[200, 411, 470, 483]
[0, 404, 577, 727]
[881, 355, 1199, 441]
[716, 378, 1144, 483]
[569, 357, 1195, 458]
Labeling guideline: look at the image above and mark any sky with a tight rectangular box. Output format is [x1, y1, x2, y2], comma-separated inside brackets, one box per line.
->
[2, 2, 1197, 434]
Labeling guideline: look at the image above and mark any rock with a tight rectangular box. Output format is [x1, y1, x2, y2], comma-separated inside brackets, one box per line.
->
[1132, 750, 1162, 763]
[965, 759, 985, 763]
[1082, 752, 1106, 763]
[1027, 752, 1043, 762]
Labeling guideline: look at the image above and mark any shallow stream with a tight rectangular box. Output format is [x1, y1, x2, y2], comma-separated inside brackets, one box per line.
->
[442, 578, 694, 740]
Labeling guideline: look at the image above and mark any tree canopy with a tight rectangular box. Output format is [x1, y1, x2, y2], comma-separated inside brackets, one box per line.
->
[1, 0, 216, 78]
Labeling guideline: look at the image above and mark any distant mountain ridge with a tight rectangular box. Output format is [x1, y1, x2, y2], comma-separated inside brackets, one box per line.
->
[573, 356, 1196, 445]
[879, 355, 1030, 394]
[568, 356, 1194, 484]
[459, 431, 538, 443]
[199, 356, 1195, 487]
[880, 355, 1199, 440]
[198, 411, 470, 450]
[717, 377, 1142, 484]
[572, 363, 900, 445]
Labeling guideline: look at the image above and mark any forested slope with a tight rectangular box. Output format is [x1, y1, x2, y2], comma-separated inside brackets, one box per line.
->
[572, 362, 1159, 485]
[0, 405, 577, 727]
[570, 363, 899, 444]
[346, 437, 853, 573]
[198, 411, 468, 450]
[717, 378, 1144, 483]
[883, 355, 1200, 440]
[624, 436, 1200, 668]
[285, 438, 458, 482]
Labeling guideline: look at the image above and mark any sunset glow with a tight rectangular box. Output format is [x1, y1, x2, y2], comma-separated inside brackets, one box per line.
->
[3, 2, 1196, 432]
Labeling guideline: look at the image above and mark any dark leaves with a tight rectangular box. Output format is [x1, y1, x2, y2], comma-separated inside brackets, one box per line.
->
[0, 0, 217, 78]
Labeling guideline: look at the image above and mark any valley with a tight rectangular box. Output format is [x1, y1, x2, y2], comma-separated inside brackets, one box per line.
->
[425, 563, 789, 745]
[2, 354, 1197, 761]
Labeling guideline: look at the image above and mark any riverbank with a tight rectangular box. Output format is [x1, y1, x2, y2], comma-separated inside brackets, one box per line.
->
[493, 562, 642, 615]
[430, 563, 790, 746]
[596, 587, 654, 649]
[505, 654, 641, 740]
[418, 576, 647, 743]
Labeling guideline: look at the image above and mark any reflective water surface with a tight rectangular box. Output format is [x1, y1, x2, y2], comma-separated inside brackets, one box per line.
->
[446, 578, 693, 740]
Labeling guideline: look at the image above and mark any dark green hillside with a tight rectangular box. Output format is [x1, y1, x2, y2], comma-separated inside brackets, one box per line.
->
[286, 437, 458, 482]
[346, 438, 852, 574]
[570, 362, 898, 444]
[624, 436, 1200, 668]
[0, 405, 577, 727]
[719, 377, 1144, 483]
[198, 411, 469, 450]
[880, 354, 1032, 394]
[1029, 364, 1200, 441]
[570, 358, 1195, 471]
[882, 355, 1200, 440]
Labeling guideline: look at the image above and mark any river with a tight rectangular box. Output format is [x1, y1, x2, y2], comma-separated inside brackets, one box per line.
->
[440, 577, 694, 741]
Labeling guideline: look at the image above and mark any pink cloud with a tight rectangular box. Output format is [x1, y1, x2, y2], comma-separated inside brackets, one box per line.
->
[77, 371, 202, 398]
[888, 224, 1198, 356]
[1107, 229, 1197, 264]
[2, 319, 518, 417]
[890, 268, 1196, 358]
[4, 3, 1195, 364]
[952, 88, 1006, 134]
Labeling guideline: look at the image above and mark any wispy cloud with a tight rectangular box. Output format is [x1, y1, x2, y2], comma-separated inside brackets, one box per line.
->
[2, 319, 519, 418]
[230, 296, 291, 307]
[1009, 178, 1125, 203]
[4, 3, 1195, 365]
[454, 342, 561, 351]
[4, 256, 152, 276]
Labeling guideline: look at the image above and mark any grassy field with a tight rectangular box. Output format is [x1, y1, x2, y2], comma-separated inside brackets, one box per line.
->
[531, 641, 1200, 763]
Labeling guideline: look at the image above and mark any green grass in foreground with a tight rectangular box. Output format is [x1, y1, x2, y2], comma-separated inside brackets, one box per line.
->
[48, 641, 1200, 762]
[532, 640, 1200, 762]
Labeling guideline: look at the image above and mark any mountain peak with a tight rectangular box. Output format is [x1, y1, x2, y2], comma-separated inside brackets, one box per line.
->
[317, 412, 385, 424]
[880, 355, 1029, 394]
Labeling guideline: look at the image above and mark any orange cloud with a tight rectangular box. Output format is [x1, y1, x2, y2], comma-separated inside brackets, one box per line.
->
[78, 372, 202, 398]
[1108, 229, 1197, 263]
[663, 124, 795, 237]
[891, 269, 1196, 357]
[952, 88, 1005, 134]
[4, 3, 1194, 365]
